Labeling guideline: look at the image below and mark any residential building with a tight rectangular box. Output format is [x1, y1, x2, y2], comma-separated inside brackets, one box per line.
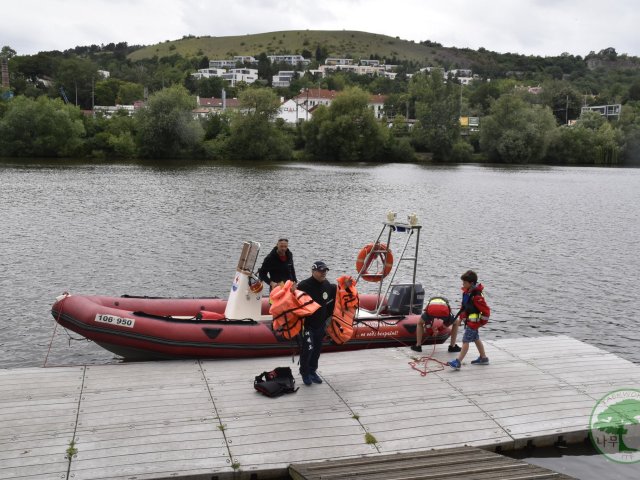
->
[293, 88, 339, 110]
[209, 59, 239, 68]
[194, 95, 241, 117]
[281, 89, 387, 122]
[277, 98, 312, 123]
[267, 54, 310, 66]
[369, 94, 388, 119]
[272, 71, 296, 88]
[233, 56, 257, 64]
[325, 58, 353, 66]
[581, 104, 621, 120]
[221, 68, 258, 86]
[93, 103, 143, 118]
[192, 67, 258, 86]
[191, 68, 227, 80]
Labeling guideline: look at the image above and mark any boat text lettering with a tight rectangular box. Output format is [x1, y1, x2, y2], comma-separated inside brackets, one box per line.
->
[357, 329, 399, 338]
[95, 314, 135, 328]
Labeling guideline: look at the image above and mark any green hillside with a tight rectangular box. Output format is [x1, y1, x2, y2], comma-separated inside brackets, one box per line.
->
[127, 30, 480, 67]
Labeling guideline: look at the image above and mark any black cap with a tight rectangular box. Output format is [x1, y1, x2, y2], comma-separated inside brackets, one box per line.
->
[312, 261, 329, 272]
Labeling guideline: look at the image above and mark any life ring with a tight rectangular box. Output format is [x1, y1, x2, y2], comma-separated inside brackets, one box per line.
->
[355, 243, 393, 282]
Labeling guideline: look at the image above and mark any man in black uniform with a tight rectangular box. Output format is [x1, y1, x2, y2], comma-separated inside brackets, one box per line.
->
[258, 238, 297, 290]
[297, 261, 336, 386]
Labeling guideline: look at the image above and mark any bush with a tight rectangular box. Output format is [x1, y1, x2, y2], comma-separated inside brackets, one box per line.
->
[449, 140, 474, 162]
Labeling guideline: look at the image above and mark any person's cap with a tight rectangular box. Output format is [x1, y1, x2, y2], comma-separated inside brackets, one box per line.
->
[312, 261, 329, 272]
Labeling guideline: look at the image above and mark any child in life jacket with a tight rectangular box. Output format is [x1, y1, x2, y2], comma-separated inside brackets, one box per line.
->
[447, 270, 490, 370]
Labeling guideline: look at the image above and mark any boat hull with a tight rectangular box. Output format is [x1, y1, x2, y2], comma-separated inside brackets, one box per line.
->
[51, 294, 450, 361]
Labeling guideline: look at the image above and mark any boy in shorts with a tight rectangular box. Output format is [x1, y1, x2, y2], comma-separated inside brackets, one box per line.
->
[447, 270, 490, 370]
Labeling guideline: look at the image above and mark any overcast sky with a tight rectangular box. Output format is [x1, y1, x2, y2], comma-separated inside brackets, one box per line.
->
[4, 0, 639, 58]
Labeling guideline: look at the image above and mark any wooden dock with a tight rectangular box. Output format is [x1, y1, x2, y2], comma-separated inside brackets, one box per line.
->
[1, 335, 638, 480]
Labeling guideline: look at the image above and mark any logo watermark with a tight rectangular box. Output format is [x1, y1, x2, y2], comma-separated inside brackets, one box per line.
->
[589, 388, 640, 464]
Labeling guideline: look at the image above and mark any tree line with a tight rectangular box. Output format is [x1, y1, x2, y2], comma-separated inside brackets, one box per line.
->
[1, 44, 640, 164]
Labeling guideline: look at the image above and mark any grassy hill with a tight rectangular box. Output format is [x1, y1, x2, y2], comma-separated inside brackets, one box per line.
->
[127, 30, 483, 67]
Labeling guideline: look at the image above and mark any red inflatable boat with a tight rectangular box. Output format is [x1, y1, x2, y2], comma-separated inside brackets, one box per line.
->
[50, 292, 450, 361]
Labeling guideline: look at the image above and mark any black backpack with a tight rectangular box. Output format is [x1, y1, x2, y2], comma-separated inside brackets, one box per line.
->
[254, 367, 299, 397]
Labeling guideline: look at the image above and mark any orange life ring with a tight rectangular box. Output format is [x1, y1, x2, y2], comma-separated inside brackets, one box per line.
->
[355, 242, 393, 282]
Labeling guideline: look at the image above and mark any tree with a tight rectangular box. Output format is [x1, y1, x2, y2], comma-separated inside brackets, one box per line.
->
[55, 57, 99, 108]
[238, 88, 281, 118]
[538, 79, 582, 124]
[215, 88, 292, 161]
[0, 95, 85, 157]
[302, 87, 389, 162]
[1, 46, 17, 59]
[480, 94, 557, 163]
[547, 110, 624, 165]
[410, 71, 461, 161]
[135, 85, 204, 158]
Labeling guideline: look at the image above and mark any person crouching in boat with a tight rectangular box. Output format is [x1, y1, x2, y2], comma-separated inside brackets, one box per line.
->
[297, 261, 337, 386]
[258, 238, 297, 291]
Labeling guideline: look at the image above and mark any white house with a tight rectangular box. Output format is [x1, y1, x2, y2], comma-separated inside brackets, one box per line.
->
[369, 94, 388, 119]
[191, 68, 227, 80]
[267, 54, 310, 66]
[277, 98, 312, 123]
[272, 71, 296, 88]
[221, 68, 258, 86]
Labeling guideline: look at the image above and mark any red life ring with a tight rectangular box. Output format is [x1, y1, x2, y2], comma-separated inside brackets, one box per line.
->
[355, 243, 393, 282]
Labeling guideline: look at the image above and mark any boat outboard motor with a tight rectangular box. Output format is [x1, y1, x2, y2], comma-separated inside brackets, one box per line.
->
[225, 241, 263, 320]
[387, 283, 425, 315]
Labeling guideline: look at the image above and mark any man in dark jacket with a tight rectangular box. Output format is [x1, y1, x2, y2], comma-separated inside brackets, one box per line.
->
[297, 261, 337, 386]
[258, 238, 297, 290]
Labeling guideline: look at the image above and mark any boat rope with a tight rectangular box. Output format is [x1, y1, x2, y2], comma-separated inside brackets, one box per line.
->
[44, 292, 68, 367]
[408, 342, 448, 376]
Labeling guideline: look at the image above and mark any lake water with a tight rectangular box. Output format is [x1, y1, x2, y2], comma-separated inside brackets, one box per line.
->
[1, 159, 638, 368]
[1, 159, 639, 479]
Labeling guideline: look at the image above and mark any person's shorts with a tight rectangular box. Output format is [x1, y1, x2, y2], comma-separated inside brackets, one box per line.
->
[462, 326, 480, 343]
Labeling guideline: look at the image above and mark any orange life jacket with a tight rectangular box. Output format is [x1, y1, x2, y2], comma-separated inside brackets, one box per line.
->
[269, 280, 320, 339]
[327, 276, 359, 345]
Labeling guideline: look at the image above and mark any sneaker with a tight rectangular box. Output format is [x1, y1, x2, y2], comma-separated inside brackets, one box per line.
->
[448, 344, 461, 352]
[302, 375, 313, 386]
[410, 345, 422, 352]
[309, 372, 323, 384]
[471, 357, 489, 365]
[447, 359, 461, 370]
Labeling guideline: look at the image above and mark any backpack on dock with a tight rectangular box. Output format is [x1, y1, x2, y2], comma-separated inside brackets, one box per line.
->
[254, 367, 298, 397]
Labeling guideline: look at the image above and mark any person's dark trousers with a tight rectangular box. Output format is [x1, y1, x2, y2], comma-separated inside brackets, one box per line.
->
[299, 326, 325, 376]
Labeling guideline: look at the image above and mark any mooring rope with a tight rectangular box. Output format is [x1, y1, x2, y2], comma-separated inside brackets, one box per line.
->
[408, 341, 448, 376]
[44, 292, 68, 367]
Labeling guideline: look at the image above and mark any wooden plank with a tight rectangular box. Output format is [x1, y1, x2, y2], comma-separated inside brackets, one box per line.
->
[0, 366, 82, 480]
[69, 361, 231, 480]
[290, 446, 577, 480]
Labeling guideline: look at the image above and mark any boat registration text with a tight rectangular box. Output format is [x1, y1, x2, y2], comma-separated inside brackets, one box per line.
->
[95, 314, 135, 328]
